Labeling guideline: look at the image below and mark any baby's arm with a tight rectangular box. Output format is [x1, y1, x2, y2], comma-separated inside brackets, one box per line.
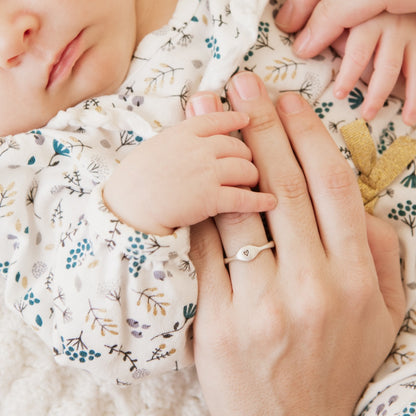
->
[103, 111, 276, 236]
[0, 122, 198, 383]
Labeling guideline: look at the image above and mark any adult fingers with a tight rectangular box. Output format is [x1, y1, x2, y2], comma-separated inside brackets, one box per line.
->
[227, 72, 322, 262]
[275, 92, 367, 259]
[365, 213, 405, 331]
[274, 0, 319, 33]
[362, 32, 405, 121]
[215, 211, 276, 301]
[187, 91, 276, 299]
[333, 25, 380, 100]
[189, 220, 231, 311]
[185, 92, 223, 117]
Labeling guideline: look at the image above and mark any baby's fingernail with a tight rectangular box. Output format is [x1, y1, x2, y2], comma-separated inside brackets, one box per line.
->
[275, 1, 293, 29]
[404, 110, 416, 126]
[277, 93, 305, 115]
[232, 72, 261, 101]
[188, 94, 219, 116]
[294, 28, 311, 56]
[362, 106, 377, 121]
[334, 88, 347, 100]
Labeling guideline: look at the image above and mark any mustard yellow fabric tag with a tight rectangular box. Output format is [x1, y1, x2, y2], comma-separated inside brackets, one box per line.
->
[340, 119, 416, 213]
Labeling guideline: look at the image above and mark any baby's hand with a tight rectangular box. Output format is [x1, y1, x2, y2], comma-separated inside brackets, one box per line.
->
[275, 0, 416, 125]
[331, 12, 416, 125]
[103, 112, 276, 236]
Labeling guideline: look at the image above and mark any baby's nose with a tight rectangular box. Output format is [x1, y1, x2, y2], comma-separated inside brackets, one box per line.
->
[0, 13, 40, 69]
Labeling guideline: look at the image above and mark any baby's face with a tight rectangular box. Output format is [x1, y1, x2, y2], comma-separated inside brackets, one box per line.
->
[0, 0, 137, 136]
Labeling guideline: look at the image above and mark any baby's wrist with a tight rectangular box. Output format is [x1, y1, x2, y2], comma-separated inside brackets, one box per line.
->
[102, 183, 174, 236]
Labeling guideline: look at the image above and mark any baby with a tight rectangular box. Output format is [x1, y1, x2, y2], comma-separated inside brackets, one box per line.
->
[2, 2, 416, 413]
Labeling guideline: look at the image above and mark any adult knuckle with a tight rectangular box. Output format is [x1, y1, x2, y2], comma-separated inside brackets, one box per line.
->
[319, 165, 355, 197]
[248, 109, 280, 136]
[274, 171, 308, 201]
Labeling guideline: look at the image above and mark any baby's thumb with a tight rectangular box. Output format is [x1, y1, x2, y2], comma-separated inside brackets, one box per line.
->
[185, 92, 224, 118]
[366, 212, 405, 331]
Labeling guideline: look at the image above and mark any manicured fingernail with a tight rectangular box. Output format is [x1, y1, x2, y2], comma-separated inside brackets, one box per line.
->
[232, 72, 261, 101]
[294, 27, 311, 56]
[188, 94, 219, 116]
[275, 1, 293, 29]
[278, 93, 305, 115]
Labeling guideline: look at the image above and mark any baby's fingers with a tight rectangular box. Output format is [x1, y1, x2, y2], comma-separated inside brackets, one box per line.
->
[334, 27, 379, 100]
[184, 111, 250, 137]
[216, 158, 259, 187]
[402, 46, 416, 126]
[216, 187, 276, 214]
[362, 35, 405, 121]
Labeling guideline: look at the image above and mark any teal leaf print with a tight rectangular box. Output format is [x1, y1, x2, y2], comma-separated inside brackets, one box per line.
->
[401, 161, 416, 188]
[66, 238, 93, 269]
[35, 314, 43, 327]
[314, 101, 333, 119]
[183, 303, 197, 320]
[27, 156, 36, 165]
[388, 201, 416, 236]
[0, 261, 10, 275]
[400, 401, 416, 416]
[53, 139, 70, 157]
[126, 233, 148, 278]
[348, 87, 364, 110]
[205, 36, 221, 59]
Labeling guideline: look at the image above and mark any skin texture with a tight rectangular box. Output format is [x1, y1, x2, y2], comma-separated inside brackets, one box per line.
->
[275, 0, 416, 125]
[0, 0, 177, 135]
[103, 111, 277, 235]
[188, 72, 405, 416]
[332, 13, 416, 124]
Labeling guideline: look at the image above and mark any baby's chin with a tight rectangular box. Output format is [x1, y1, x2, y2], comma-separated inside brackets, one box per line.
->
[0, 112, 50, 136]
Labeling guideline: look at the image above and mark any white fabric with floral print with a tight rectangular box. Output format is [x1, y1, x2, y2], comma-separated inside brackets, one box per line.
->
[1, 1, 416, 412]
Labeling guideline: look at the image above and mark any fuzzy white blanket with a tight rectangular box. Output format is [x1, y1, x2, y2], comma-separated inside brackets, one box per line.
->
[0, 280, 208, 416]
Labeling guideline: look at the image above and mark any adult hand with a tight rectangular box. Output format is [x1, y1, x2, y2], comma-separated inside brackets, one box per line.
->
[188, 72, 405, 416]
[275, 0, 416, 58]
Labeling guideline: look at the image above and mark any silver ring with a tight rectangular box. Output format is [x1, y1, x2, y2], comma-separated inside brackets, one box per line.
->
[224, 241, 275, 264]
